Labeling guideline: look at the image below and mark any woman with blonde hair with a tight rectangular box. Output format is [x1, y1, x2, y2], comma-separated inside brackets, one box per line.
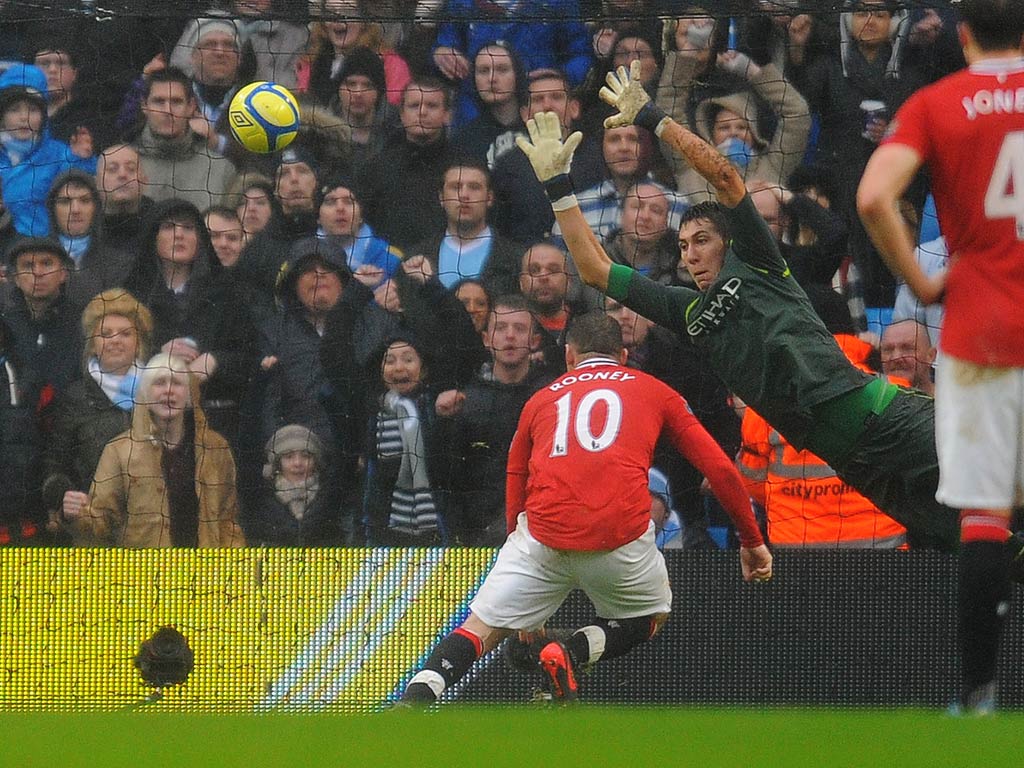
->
[63, 352, 244, 547]
[299, 0, 411, 107]
[42, 289, 152, 534]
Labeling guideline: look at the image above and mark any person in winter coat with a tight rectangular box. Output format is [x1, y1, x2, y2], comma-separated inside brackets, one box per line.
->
[123, 197, 258, 447]
[0, 63, 95, 238]
[320, 255, 487, 546]
[246, 423, 348, 546]
[62, 351, 244, 547]
[42, 289, 152, 541]
[0, 314, 45, 545]
[45, 169, 136, 307]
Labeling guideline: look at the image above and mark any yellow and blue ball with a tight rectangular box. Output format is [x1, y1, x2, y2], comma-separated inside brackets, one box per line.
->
[228, 81, 300, 154]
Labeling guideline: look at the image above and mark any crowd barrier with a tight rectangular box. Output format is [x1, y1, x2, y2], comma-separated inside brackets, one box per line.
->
[1, 548, 1021, 711]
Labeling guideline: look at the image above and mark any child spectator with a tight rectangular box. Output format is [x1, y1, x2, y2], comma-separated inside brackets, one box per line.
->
[247, 423, 347, 546]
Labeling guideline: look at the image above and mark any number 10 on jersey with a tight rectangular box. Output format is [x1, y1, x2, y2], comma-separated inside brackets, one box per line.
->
[551, 389, 624, 456]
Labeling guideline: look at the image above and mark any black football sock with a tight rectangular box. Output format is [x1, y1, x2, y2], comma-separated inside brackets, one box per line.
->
[566, 617, 656, 665]
[959, 540, 1012, 703]
[401, 628, 481, 703]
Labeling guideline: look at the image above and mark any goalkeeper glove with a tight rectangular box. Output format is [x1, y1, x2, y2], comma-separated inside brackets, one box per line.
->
[600, 60, 670, 136]
[515, 111, 584, 211]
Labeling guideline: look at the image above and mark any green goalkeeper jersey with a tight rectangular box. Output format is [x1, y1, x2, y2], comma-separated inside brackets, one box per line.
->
[607, 195, 872, 451]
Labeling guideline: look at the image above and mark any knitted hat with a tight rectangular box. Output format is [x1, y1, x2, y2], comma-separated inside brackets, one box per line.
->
[336, 46, 386, 97]
[315, 174, 358, 209]
[264, 424, 325, 478]
[5, 236, 73, 268]
[275, 143, 320, 178]
[194, 17, 241, 50]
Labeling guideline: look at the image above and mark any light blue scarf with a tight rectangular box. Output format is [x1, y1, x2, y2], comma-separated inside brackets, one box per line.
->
[59, 234, 91, 266]
[0, 132, 38, 165]
[88, 358, 141, 412]
[717, 136, 754, 170]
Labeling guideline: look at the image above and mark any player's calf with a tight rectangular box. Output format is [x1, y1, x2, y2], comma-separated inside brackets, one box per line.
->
[565, 613, 669, 667]
[401, 627, 483, 705]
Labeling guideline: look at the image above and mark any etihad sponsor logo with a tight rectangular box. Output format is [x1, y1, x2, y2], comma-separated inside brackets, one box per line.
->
[549, 369, 636, 392]
[686, 277, 742, 336]
[961, 88, 1024, 120]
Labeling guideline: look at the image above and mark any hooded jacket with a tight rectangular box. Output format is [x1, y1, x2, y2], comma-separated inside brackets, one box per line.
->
[0, 64, 95, 237]
[45, 169, 137, 307]
[655, 53, 810, 204]
[72, 372, 244, 547]
[124, 199, 257, 408]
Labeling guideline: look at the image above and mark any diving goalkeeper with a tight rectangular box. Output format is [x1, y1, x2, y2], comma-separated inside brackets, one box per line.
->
[514, 60, 1019, 560]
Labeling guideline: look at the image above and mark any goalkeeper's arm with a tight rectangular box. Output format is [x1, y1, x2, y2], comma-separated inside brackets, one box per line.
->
[601, 60, 746, 208]
[515, 113, 615, 293]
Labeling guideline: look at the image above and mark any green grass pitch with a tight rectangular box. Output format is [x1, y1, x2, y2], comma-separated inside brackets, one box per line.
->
[7, 708, 1021, 767]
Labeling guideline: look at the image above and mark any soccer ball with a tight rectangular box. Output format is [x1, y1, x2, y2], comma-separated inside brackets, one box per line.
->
[228, 81, 301, 154]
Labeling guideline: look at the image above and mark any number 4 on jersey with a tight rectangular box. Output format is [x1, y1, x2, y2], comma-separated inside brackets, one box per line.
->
[551, 389, 623, 456]
[984, 131, 1024, 240]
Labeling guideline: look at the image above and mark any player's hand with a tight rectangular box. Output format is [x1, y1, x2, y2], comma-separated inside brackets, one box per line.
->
[515, 112, 583, 183]
[600, 60, 651, 129]
[740, 544, 773, 583]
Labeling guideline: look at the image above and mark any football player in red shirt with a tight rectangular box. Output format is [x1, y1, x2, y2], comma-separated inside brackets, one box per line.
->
[400, 312, 771, 705]
[858, 0, 1024, 714]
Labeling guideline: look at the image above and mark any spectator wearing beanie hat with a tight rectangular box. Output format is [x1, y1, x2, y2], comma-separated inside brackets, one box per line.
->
[238, 144, 322, 306]
[246, 423, 349, 546]
[330, 46, 400, 176]
[2, 237, 83, 400]
[0, 64, 95, 239]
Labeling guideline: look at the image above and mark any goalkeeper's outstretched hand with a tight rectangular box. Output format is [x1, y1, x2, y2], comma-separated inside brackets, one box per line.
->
[515, 112, 583, 183]
[600, 60, 670, 136]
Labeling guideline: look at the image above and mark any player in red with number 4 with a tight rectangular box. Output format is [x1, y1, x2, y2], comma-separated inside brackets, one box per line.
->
[400, 312, 771, 705]
[857, 0, 1024, 715]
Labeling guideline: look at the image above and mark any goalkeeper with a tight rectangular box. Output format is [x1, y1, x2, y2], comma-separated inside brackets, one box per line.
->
[515, 61, 1019, 561]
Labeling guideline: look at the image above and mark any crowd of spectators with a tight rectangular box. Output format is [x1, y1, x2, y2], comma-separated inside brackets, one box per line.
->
[0, 0, 963, 549]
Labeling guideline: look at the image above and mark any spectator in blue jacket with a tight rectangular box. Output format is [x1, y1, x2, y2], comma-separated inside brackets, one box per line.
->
[0, 64, 95, 238]
[432, 0, 592, 126]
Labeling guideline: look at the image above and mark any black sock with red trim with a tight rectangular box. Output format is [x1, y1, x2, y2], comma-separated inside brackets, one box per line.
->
[402, 627, 482, 703]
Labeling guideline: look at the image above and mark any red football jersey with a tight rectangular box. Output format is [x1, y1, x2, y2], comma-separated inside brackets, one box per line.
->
[884, 58, 1024, 365]
[505, 357, 760, 551]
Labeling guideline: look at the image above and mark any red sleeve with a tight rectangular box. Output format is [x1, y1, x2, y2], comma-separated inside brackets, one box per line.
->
[663, 393, 764, 548]
[882, 88, 933, 161]
[505, 408, 532, 534]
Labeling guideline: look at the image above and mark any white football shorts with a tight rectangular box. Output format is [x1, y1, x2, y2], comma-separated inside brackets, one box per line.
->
[934, 353, 1024, 509]
[469, 512, 672, 630]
